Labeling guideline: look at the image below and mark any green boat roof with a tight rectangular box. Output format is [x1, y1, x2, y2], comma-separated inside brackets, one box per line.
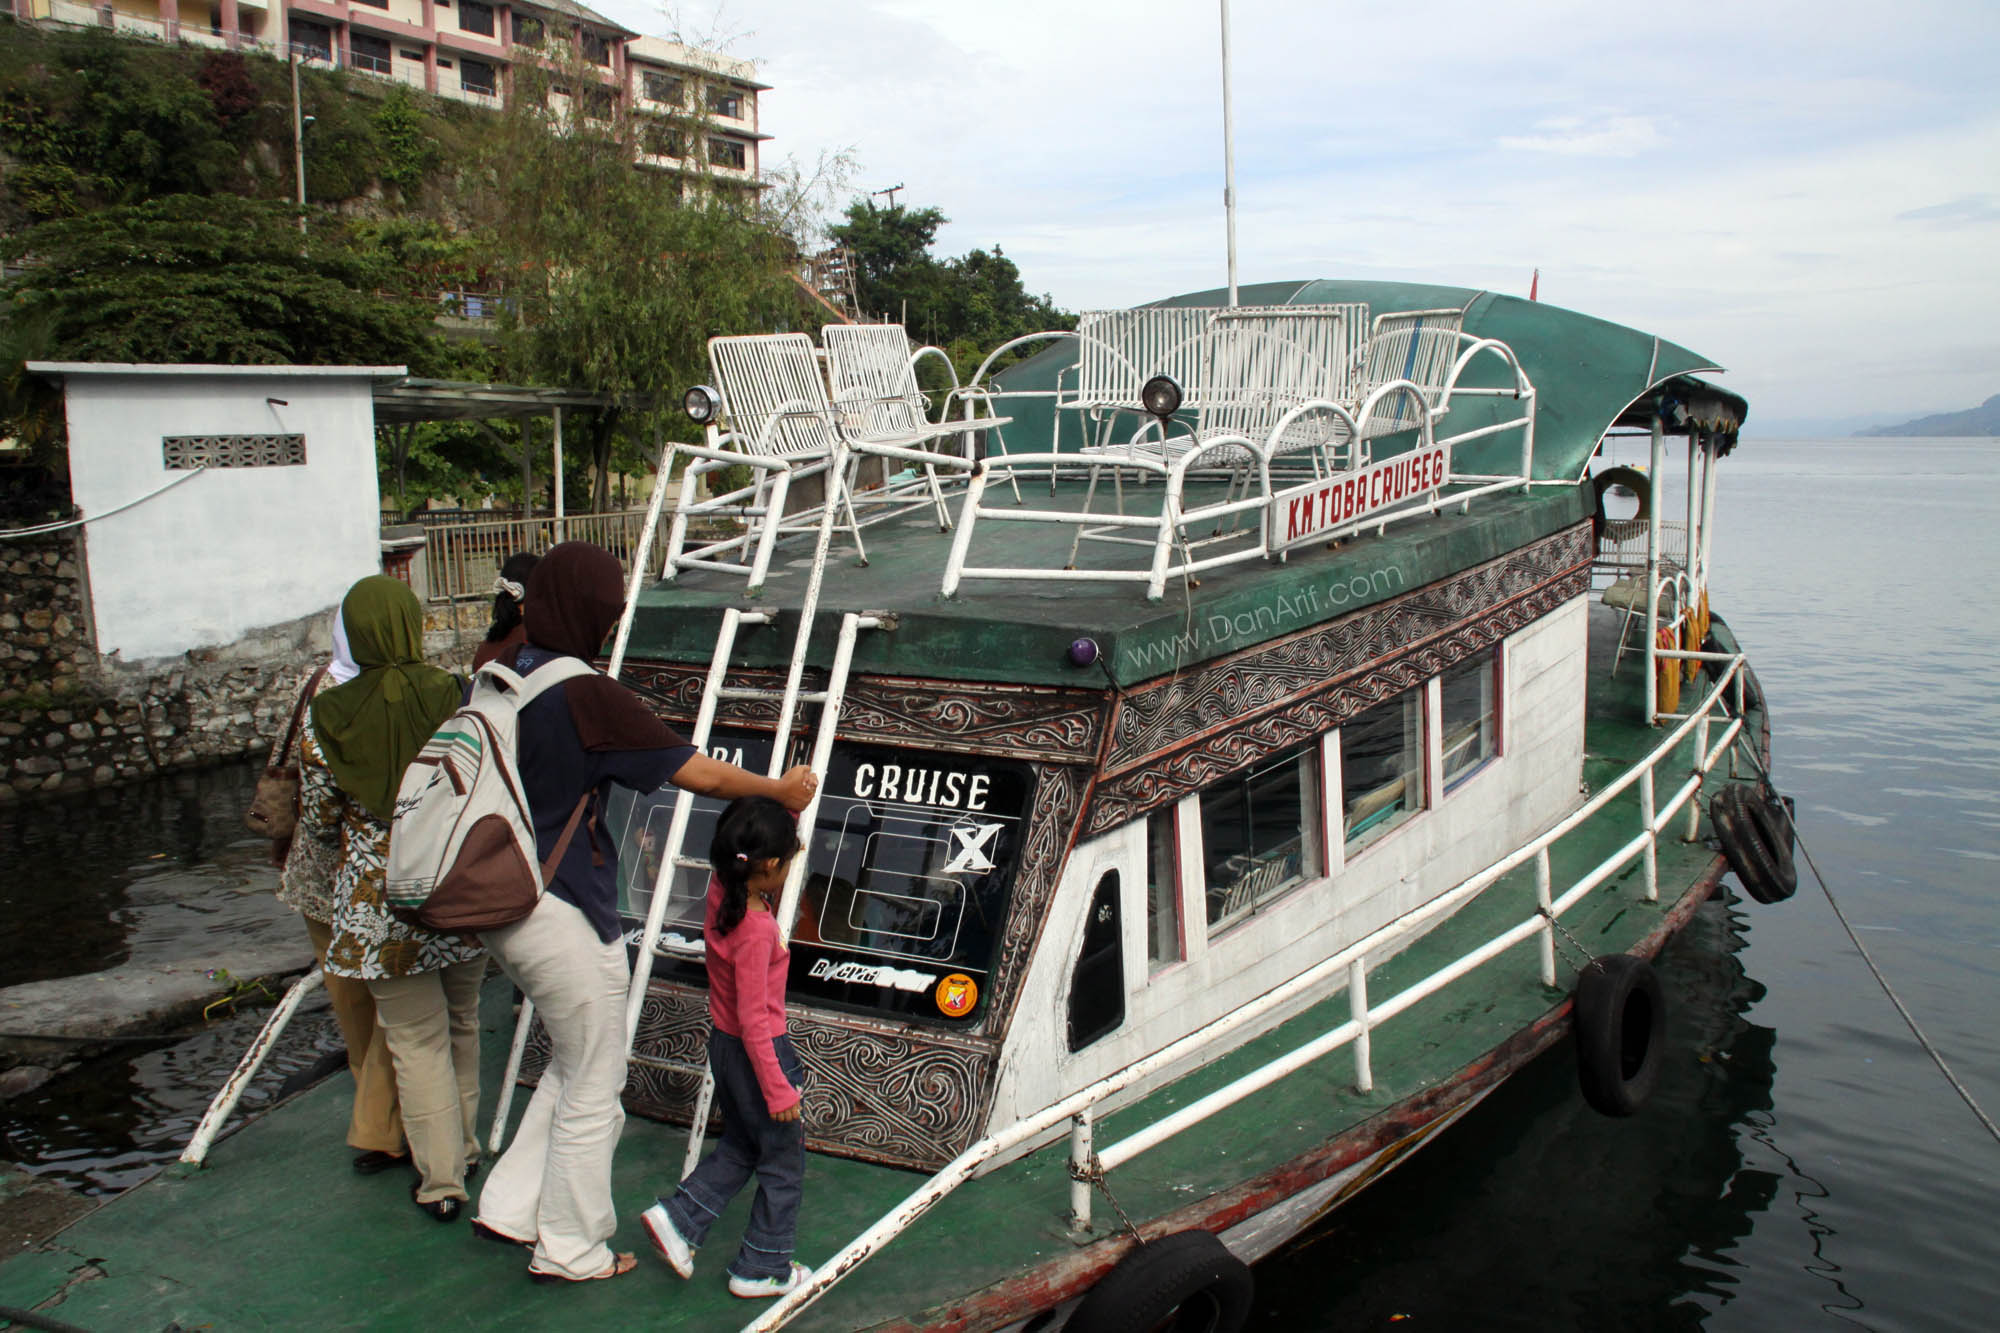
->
[626, 483, 1590, 687]
[988, 279, 1748, 483]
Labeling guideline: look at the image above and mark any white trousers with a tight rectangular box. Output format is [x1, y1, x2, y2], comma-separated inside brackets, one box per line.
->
[475, 893, 631, 1279]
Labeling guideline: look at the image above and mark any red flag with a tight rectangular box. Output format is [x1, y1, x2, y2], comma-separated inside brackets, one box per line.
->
[1529, 268, 1539, 302]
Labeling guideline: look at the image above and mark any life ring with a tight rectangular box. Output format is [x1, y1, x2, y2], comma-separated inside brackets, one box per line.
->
[1064, 1230, 1254, 1333]
[1709, 783, 1797, 904]
[1573, 953, 1666, 1117]
[1591, 465, 1651, 548]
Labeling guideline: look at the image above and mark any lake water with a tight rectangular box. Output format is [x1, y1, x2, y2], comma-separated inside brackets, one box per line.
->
[1257, 437, 2000, 1330]
[3, 439, 1995, 1326]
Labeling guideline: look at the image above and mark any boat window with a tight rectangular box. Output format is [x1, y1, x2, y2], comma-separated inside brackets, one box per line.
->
[1199, 742, 1321, 932]
[1145, 808, 1181, 971]
[1342, 689, 1424, 849]
[640, 742, 1034, 1026]
[1066, 871, 1125, 1052]
[1440, 651, 1498, 788]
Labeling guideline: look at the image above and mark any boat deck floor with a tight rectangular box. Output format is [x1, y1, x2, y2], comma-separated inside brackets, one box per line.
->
[0, 603, 1744, 1332]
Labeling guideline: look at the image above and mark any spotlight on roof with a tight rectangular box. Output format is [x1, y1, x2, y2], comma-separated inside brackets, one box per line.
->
[1140, 374, 1182, 424]
[682, 384, 720, 426]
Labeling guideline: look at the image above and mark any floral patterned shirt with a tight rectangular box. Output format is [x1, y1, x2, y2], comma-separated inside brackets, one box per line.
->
[299, 727, 485, 981]
[276, 671, 341, 924]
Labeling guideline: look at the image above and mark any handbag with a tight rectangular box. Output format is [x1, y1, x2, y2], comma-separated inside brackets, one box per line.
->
[246, 664, 328, 863]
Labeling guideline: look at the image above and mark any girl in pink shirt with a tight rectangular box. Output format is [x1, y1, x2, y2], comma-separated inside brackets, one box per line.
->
[641, 797, 813, 1299]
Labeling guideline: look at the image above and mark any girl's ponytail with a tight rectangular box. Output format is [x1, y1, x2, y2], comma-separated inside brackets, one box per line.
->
[708, 795, 800, 937]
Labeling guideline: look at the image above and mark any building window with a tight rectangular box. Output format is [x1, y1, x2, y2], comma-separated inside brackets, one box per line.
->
[437, 57, 454, 69]
[458, 0, 494, 37]
[350, 31, 392, 73]
[640, 121, 682, 158]
[1146, 808, 1181, 972]
[579, 29, 611, 65]
[460, 58, 497, 96]
[707, 87, 742, 118]
[1200, 743, 1321, 932]
[398, 48, 425, 61]
[163, 435, 306, 470]
[1066, 871, 1125, 1052]
[512, 13, 542, 45]
[642, 70, 681, 103]
[351, 0, 388, 9]
[288, 18, 333, 61]
[1440, 651, 1499, 788]
[709, 137, 746, 169]
[580, 84, 614, 120]
[1342, 689, 1424, 849]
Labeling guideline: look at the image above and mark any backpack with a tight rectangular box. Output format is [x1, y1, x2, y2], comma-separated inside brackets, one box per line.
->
[384, 657, 596, 933]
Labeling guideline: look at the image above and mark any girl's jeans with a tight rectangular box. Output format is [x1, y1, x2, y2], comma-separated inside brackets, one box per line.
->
[662, 1030, 806, 1280]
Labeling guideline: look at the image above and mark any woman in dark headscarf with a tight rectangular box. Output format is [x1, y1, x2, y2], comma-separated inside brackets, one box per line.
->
[299, 575, 486, 1223]
[470, 542, 815, 1284]
[472, 551, 539, 671]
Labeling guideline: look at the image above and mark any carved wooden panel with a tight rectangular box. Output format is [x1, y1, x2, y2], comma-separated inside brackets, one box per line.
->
[1084, 527, 1592, 834]
[620, 982, 998, 1171]
[621, 663, 1102, 764]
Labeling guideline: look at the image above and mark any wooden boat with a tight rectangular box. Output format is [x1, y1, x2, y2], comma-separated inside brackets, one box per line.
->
[0, 281, 1790, 1332]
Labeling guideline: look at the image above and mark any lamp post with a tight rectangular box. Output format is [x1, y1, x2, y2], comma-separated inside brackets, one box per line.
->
[1219, 0, 1239, 307]
[291, 50, 307, 232]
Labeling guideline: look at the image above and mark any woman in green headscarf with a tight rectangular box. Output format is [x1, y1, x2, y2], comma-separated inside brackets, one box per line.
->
[298, 575, 486, 1223]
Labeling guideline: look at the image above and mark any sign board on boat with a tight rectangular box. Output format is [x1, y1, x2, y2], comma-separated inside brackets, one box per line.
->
[1267, 442, 1452, 552]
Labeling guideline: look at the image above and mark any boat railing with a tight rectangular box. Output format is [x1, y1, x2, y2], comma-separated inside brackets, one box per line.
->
[939, 336, 1540, 603]
[744, 653, 1753, 1332]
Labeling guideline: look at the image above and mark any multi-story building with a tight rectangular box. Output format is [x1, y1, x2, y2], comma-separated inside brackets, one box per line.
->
[11, 0, 768, 188]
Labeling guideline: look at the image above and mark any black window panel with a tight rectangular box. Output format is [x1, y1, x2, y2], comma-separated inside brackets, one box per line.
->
[707, 88, 741, 117]
[580, 30, 611, 64]
[651, 743, 1035, 1026]
[1067, 871, 1125, 1052]
[643, 71, 681, 103]
[459, 0, 493, 36]
[1342, 689, 1423, 847]
[512, 14, 542, 45]
[709, 137, 745, 168]
[1440, 652, 1497, 787]
[1145, 808, 1180, 970]
[641, 121, 682, 157]
[350, 32, 391, 72]
[1200, 742, 1317, 929]
[288, 18, 333, 61]
[460, 58, 496, 95]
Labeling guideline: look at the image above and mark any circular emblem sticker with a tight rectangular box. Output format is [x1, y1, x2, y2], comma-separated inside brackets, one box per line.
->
[935, 973, 978, 1018]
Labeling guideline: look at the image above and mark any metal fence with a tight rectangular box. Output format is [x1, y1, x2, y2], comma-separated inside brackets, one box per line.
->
[420, 509, 654, 604]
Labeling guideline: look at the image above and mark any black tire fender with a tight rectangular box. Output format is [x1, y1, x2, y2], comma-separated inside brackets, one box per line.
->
[1710, 783, 1797, 903]
[1573, 953, 1666, 1117]
[1064, 1230, 1254, 1333]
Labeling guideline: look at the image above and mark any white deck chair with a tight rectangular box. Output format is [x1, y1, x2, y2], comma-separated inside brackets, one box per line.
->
[1067, 306, 1368, 563]
[1354, 308, 1466, 438]
[821, 323, 1013, 518]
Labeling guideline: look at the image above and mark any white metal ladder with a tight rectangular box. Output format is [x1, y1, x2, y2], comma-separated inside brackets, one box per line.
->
[489, 442, 879, 1165]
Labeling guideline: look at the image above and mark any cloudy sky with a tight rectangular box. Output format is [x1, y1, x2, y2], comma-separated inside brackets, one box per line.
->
[595, 0, 1999, 432]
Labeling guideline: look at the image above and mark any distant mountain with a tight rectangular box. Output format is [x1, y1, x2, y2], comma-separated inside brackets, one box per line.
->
[1857, 395, 2000, 437]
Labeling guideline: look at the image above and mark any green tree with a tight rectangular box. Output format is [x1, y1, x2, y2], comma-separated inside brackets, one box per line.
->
[827, 201, 1072, 379]
[2, 195, 444, 367]
[465, 53, 799, 511]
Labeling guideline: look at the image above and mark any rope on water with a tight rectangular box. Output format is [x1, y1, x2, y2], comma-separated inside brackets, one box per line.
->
[0, 467, 208, 540]
[1731, 734, 2000, 1147]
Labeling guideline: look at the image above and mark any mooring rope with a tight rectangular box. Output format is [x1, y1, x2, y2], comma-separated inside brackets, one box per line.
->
[0, 467, 208, 540]
[1731, 734, 2000, 1146]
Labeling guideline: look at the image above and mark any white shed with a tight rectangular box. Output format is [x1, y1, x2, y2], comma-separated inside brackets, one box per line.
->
[27, 363, 404, 663]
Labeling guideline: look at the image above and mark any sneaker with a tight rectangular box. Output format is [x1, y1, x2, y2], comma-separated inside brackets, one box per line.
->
[639, 1203, 694, 1280]
[728, 1261, 811, 1300]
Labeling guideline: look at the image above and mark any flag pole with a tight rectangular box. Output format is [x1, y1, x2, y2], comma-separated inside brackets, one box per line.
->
[1219, 0, 1239, 307]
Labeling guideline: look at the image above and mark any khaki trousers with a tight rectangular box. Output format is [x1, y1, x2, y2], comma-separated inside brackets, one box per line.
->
[475, 893, 630, 1280]
[367, 958, 486, 1205]
[303, 916, 403, 1155]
